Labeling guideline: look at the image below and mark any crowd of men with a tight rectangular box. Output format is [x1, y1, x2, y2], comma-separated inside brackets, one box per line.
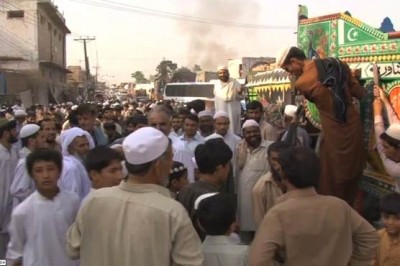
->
[0, 46, 399, 265]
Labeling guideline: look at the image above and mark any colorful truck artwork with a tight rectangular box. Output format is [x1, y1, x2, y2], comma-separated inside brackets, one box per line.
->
[246, 6, 400, 220]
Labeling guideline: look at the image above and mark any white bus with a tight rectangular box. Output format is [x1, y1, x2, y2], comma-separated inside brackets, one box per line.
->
[163, 82, 215, 103]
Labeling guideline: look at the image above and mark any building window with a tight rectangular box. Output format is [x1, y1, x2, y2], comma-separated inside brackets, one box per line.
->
[48, 22, 52, 31]
[7, 10, 24, 19]
[54, 29, 57, 36]
[40, 15, 45, 24]
[59, 34, 62, 42]
[41, 69, 45, 77]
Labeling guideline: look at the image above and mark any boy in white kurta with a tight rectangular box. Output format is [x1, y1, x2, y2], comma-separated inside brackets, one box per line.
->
[7, 148, 80, 266]
[197, 193, 249, 266]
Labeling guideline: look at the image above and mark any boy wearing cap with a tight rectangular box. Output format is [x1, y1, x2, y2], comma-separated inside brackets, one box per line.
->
[373, 86, 400, 189]
[67, 127, 203, 266]
[197, 193, 249, 266]
[10, 124, 47, 206]
[0, 119, 19, 258]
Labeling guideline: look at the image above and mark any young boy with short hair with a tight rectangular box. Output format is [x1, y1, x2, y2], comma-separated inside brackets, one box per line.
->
[84, 145, 124, 193]
[197, 193, 248, 266]
[6, 148, 80, 266]
[373, 192, 400, 266]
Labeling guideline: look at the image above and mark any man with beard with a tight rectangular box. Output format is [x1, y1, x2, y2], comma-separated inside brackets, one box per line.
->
[276, 46, 365, 205]
[214, 66, 244, 136]
[207, 111, 242, 194]
[0, 119, 19, 258]
[38, 118, 61, 152]
[59, 127, 94, 201]
[235, 119, 272, 244]
[246, 101, 277, 141]
[10, 124, 47, 206]
[198, 110, 214, 138]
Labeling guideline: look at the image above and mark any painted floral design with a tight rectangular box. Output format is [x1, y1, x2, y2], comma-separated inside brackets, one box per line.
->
[363, 45, 369, 52]
[339, 47, 345, 55]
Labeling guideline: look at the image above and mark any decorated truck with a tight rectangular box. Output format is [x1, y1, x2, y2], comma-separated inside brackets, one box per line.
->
[247, 6, 400, 219]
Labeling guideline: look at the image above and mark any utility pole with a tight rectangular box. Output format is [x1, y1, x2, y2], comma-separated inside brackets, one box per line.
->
[74, 36, 95, 101]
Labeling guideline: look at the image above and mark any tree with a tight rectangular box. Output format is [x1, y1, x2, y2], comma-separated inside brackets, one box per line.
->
[193, 64, 202, 72]
[131, 71, 149, 83]
[154, 60, 178, 98]
[171, 67, 196, 83]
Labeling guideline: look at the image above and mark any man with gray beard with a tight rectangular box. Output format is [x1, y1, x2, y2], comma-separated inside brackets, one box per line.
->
[58, 127, 94, 201]
[213, 66, 244, 135]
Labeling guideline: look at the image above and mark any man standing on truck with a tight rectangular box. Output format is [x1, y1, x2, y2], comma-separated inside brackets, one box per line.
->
[214, 66, 244, 136]
[275, 46, 365, 206]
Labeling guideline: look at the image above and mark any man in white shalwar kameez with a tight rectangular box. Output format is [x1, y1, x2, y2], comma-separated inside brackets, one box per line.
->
[10, 124, 46, 207]
[0, 119, 19, 258]
[235, 120, 272, 244]
[213, 66, 244, 136]
[59, 127, 94, 201]
[206, 111, 242, 194]
[7, 149, 80, 266]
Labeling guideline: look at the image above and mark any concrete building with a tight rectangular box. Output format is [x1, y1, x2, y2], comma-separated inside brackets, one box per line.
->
[0, 0, 70, 106]
[227, 57, 275, 79]
[195, 71, 218, 82]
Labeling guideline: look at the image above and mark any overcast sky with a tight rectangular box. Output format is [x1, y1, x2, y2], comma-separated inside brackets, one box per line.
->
[54, 0, 400, 83]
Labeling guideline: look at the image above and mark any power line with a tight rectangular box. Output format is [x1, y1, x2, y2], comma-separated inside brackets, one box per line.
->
[68, 0, 295, 30]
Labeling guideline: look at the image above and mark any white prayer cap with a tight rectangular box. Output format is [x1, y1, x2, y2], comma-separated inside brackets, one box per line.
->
[217, 65, 228, 71]
[20, 124, 40, 138]
[14, 109, 27, 117]
[123, 127, 169, 165]
[110, 143, 123, 150]
[190, 108, 197, 115]
[194, 192, 219, 210]
[213, 110, 229, 119]
[198, 110, 213, 118]
[284, 104, 298, 117]
[71, 105, 78, 111]
[205, 133, 223, 142]
[275, 46, 292, 67]
[60, 127, 95, 156]
[66, 101, 73, 106]
[386, 123, 400, 141]
[242, 119, 259, 129]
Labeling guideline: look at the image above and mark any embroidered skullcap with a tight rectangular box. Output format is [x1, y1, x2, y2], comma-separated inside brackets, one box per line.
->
[71, 105, 78, 111]
[198, 110, 213, 118]
[122, 127, 169, 164]
[213, 111, 229, 120]
[242, 119, 259, 129]
[386, 123, 400, 141]
[194, 192, 219, 210]
[20, 124, 40, 138]
[275, 46, 292, 67]
[284, 104, 298, 117]
[217, 65, 228, 71]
